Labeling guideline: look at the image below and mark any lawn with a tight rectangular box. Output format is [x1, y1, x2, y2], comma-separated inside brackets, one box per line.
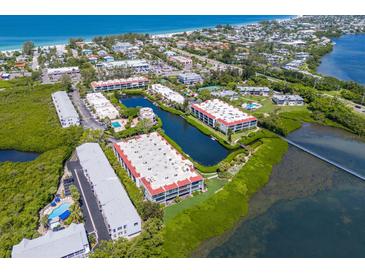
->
[164, 178, 227, 223]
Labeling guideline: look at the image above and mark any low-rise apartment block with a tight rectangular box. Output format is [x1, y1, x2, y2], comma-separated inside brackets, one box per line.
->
[149, 84, 185, 104]
[191, 99, 257, 134]
[178, 72, 203, 85]
[46, 66, 80, 81]
[272, 94, 304, 106]
[100, 60, 149, 72]
[139, 107, 156, 124]
[113, 132, 204, 203]
[86, 92, 119, 120]
[12, 223, 90, 258]
[238, 86, 271, 96]
[51, 91, 80, 128]
[76, 143, 142, 240]
[90, 77, 149, 92]
[169, 55, 193, 69]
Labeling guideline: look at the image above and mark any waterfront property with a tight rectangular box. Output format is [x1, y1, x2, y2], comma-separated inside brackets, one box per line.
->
[12, 223, 90, 258]
[178, 72, 203, 85]
[113, 132, 204, 203]
[272, 94, 304, 106]
[139, 107, 156, 124]
[51, 91, 80, 128]
[45, 66, 80, 81]
[90, 77, 149, 92]
[100, 59, 150, 72]
[148, 84, 185, 104]
[76, 143, 142, 240]
[86, 92, 119, 120]
[238, 86, 270, 96]
[191, 99, 257, 134]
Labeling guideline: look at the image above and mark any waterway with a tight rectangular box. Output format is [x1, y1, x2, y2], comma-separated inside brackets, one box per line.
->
[317, 34, 365, 84]
[194, 124, 365, 258]
[120, 95, 230, 166]
[0, 150, 39, 163]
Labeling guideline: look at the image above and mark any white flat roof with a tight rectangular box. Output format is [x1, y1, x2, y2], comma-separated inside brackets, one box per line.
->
[76, 143, 141, 230]
[52, 91, 79, 122]
[86, 92, 119, 120]
[47, 66, 79, 74]
[115, 132, 202, 195]
[12, 223, 88, 258]
[192, 99, 256, 126]
[149, 84, 184, 104]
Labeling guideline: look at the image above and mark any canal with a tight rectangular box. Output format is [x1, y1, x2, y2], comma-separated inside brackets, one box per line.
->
[120, 95, 230, 166]
[0, 150, 39, 163]
[194, 124, 365, 258]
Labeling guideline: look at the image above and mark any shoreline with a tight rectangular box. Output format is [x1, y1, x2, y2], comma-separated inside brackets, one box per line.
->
[0, 15, 295, 53]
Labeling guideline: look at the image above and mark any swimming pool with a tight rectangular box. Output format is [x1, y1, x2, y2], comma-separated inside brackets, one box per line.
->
[48, 202, 71, 220]
[111, 121, 122, 128]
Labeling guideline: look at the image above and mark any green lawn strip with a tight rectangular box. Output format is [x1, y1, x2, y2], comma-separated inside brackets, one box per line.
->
[163, 178, 227, 223]
[162, 137, 288, 257]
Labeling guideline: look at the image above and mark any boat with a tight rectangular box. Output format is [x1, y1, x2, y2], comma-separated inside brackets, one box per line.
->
[211, 136, 216, 141]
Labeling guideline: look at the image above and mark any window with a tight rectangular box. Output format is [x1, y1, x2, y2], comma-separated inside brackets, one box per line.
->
[134, 222, 138, 226]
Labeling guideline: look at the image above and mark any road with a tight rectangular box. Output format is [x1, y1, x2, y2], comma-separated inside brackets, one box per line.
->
[31, 51, 39, 71]
[70, 87, 106, 130]
[67, 161, 111, 242]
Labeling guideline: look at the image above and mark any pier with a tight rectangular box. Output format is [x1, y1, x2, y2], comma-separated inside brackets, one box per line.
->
[282, 137, 365, 181]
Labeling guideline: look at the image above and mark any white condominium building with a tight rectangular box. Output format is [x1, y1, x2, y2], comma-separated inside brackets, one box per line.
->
[12, 223, 90, 258]
[76, 143, 142, 240]
[191, 99, 257, 134]
[51, 91, 80, 128]
[86, 92, 119, 120]
[114, 132, 204, 203]
[148, 84, 185, 104]
[90, 77, 149, 92]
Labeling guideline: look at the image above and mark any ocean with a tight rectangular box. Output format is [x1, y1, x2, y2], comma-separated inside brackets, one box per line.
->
[0, 15, 291, 51]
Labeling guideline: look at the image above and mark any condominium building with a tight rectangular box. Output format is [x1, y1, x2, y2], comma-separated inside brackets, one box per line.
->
[238, 86, 271, 96]
[169, 55, 193, 69]
[148, 84, 185, 104]
[178, 72, 203, 85]
[76, 143, 142, 240]
[100, 60, 149, 72]
[90, 77, 149, 92]
[51, 91, 80, 128]
[191, 99, 257, 134]
[46, 66, 80, 81]
[272, 94, 304, 106]
[12, 223, 90, 258]
[86, 92, 119, 120]
[113, 132, 204, 203]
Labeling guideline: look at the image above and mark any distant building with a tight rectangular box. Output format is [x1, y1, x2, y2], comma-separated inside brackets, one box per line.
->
[211, 90, 239, 100]
[100, 60, 149, 72]
[103, 55, 115, 62]
[46, 66, 80, 81]
[86, 92, 119, 120]
[51, 91, 80, 128]
[169, 55, 193, 69]
[12, 223, 90, 258]
[178, 72, 203, 85]
[82, 49, 93, 55]
[272, 95, 304, 106]
[76, 143, 142, 240]
[112, 42, 133, 53]
[90, 77, 149, 92]
[113, 132, 204, 203]
[238, 86, 270, 96]
[191, 99, 257, 134]
[149, 84, 185, 104]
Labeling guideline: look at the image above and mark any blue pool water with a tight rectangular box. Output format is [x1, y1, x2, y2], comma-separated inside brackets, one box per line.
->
[48, 202, 71, 220]
[112, 121, 122, 128]
[317, 34, 365, 84]
[0, 15, 291, 51]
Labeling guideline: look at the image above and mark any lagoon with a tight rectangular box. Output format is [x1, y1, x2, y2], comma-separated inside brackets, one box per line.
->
[196, 124, 365, 257]
[0, 150, 39, 163]
[317, 34, 365, 84]
[120, 95, 230, 166]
